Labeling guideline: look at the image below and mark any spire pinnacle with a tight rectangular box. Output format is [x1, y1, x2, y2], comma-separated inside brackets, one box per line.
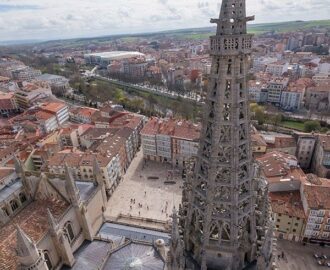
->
[64, 163, 81, 204]
[93, 158, 103, 186]
[16, 225, 40, 262]
[47, 208, 58, 230]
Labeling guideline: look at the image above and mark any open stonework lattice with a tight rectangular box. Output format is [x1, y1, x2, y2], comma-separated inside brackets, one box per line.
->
[167, 1, 275, 270]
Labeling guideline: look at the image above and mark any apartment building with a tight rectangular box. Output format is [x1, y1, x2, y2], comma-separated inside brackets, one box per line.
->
[40, 102, 69, 125]
[35, 111, 58, 133]
[257, 151, 305, 192]
[301, 174, 330, 244]
[69, 107, 99, 124]
[305, 85, 330, 111]
[141, 118, 200, 166]
[270, 191, 306, 242]
[295, 133, 317, 170]
[14, 81, 52, 110]
[37, 73, 69, 95]
[266, 61, 289, 76]
[280, 87, 304, 111]
[267, 78, 289, 105]
[12, 67, 41, 82]
[311, 134, 330, 178]
[47, 151, 121, 195]
[0, 92, 19, 116]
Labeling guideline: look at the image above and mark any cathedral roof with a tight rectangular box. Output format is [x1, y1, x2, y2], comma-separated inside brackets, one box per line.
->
[0, 198, 69, 270]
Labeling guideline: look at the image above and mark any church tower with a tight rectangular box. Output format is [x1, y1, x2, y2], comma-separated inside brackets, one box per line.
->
[177, 1, 273, 269]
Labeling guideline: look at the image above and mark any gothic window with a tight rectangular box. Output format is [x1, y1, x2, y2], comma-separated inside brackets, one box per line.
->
[223, 104, 231, 121]
[209, 102, 215, 118]
[210, 222, 219, 240]
[2, 207, 9, 216]
[239, 145, 248, 162]
[43, 251, 53, 270]
[239, 164, 249, 181]
[213, 82, 218, 97]
[239, 102, 245, 119]
[235, 38, 239, 49]
[227, 59, 232, 75]
[64, 222, 75, 243]
[205, 122, 213, 140]
[19, 193, 27, 204]
[219, 126, 231, 143]
[226, 80, 232, 91]
[216, 58, 220, 74]
[10, 199, 19, 212]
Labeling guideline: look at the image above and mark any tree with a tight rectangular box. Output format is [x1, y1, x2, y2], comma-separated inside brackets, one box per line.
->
[304, 120, 321, 132]
[255, 108, 267, 125]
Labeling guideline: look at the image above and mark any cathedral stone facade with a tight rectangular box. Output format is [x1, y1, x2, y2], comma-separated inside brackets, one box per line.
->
[0, 158, 108, 270]
[168, 1, 274, 269]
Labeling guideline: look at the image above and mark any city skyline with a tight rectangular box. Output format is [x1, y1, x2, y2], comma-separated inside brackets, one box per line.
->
[0, 0, 329, 42]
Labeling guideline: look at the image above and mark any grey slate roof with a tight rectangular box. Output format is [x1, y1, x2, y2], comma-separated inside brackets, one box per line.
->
[99, 223, 170, 245]
[0, 179, 22, 203]
[104, 242, 164, 270]
[63, 240, 111, 270]
[76, 181, 96, 202]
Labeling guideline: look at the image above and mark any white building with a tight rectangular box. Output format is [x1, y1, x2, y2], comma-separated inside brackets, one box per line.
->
[280, 87, 304, 111]
[37, 74, 69, 95]
[36, 111, 59, 133]
[249, 80, 267, 103]
[267, 78, 289, 105]
[12, 67, 42, 82]
[40, 102, 69, 125]
[266, 61, 289, 76]
[253, 57, 277, 72]
[84, 51, 146, 68]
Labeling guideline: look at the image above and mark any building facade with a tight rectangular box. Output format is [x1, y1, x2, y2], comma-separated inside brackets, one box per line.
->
[311, 135, 330, 178]
[295, 134, 316, 170]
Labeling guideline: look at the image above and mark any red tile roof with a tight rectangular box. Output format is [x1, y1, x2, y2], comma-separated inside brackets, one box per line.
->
[269, 191, 306, 219]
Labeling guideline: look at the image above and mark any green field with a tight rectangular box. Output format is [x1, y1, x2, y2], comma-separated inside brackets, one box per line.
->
[280, 121, 305, 131]
[248, 20, 330, 35]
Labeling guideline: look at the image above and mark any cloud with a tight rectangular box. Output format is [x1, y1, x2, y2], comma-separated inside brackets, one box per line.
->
[0, 0, 329, 42]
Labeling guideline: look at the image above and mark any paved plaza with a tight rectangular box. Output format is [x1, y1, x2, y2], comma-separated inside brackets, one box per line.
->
[276, 239, 330, 270]
[105, 150, 183, 231]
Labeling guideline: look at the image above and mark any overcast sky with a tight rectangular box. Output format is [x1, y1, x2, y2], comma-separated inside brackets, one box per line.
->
[0, 0, 329, 41]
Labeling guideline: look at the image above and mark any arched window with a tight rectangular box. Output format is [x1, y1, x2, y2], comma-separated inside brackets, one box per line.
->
[1, 207, 9, 216]
[19, 193, 27, 204]
[43, 250, 53, 270]
[10, 200, 19, 212]
[64, 222, 75, 243]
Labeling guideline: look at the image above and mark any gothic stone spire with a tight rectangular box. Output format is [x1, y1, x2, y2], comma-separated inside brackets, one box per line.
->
[181, 1, 258, 269]
[65, 163, 81, 205]
[16, 225, 41, 267]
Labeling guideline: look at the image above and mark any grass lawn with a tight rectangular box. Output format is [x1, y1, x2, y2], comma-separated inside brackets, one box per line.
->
[280, 121, 305, 131]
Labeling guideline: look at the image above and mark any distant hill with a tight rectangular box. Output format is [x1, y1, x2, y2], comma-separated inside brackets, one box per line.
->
[248, 20, 330, 35]
[2, 19, 330, 47]
[169, 20, 330, 39]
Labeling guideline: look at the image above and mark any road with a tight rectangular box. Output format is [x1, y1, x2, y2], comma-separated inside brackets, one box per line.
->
[93, 74, 203, 104]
